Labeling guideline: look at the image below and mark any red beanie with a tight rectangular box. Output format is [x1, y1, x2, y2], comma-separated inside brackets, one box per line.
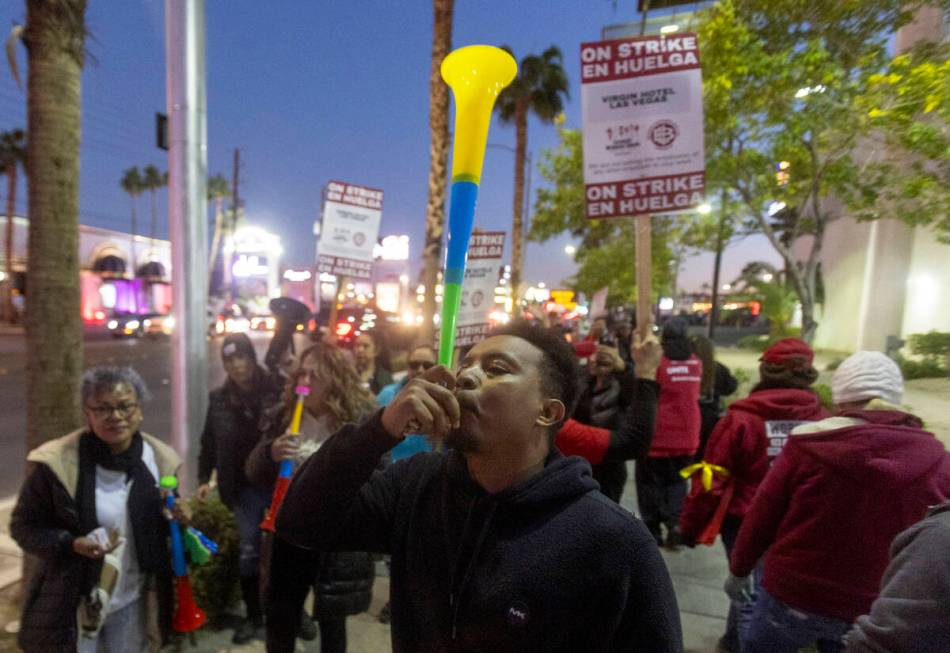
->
[760, 338, 814, 369]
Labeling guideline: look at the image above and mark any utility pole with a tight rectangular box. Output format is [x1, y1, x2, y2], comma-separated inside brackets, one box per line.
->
[223, 147, 240, 302]
[166, 0, 208, 480]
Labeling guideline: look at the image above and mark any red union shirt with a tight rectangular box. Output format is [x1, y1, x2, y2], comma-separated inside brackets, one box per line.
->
[650, 355, 702, 457]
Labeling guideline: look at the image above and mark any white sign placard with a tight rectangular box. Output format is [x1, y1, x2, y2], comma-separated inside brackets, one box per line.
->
[456, 231, 506, 348]
[581, 34, 705, 218]
[317, 180, 383, 280]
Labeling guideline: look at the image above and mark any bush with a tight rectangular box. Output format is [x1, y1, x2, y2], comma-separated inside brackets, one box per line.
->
[813, 383, 834, 410]
[894, 355, 948, 380]
[736, 334, 771, 351]
[908, 331, 950, 365]
[188, 494, 241, 624]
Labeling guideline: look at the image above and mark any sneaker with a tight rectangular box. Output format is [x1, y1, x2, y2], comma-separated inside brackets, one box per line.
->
[298, 612, 317, 641]
[378, 602, 391, 624]
[232, 617, 262, 645]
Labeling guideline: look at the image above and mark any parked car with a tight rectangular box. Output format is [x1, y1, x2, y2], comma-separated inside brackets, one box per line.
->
[107, 313, 158, 338]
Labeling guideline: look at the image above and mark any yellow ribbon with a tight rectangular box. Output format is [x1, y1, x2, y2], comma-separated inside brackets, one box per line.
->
[680, 462, 730, 492]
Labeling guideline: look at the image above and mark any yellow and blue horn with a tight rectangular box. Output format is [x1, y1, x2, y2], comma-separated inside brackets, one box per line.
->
[438, 45, 517, 365]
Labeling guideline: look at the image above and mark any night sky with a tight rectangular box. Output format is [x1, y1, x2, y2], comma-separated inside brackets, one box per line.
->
[0, 0, 780, 293]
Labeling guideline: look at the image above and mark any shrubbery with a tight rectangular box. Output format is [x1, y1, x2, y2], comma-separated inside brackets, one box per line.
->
[188, 494, 241, 624]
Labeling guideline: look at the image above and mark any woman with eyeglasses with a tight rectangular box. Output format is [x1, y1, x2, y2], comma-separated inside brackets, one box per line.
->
[11, 366, 186, 653]
[245, 343, 379, 653]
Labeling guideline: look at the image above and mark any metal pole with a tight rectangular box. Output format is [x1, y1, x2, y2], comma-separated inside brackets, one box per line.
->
[166, 0, 208, 484]
[707, 191, 728, 341]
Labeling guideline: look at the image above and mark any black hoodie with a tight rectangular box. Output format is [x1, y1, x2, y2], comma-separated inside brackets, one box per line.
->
[275, 410, 683, 653]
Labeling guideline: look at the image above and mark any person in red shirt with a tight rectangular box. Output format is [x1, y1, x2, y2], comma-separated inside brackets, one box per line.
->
[680, 337, 826, 653]
[728, 351, 950, 653]
[637, 318, 702, 548]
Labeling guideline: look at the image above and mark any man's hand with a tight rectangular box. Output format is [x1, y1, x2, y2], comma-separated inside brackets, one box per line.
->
[195, 483, 213, 502]
[632, 332, 662, 380]
[271, 432, 300, 462]
[724, 573, 754, 603]
[381, 365, 459, 439]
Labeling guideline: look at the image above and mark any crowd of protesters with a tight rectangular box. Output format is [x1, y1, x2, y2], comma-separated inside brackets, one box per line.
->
[8, 310, 950, 652]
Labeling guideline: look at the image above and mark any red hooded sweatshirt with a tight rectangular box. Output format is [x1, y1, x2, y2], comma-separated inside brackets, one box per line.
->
[730, 408, 950, 622]
[649, 355, 702, 457]
[679, 388, 828, 541]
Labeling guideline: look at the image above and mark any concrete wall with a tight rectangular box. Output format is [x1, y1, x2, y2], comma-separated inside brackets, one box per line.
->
[901, 226, 950, 338]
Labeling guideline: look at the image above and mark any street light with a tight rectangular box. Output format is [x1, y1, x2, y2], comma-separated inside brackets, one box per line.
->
[564, 244, 577, 256]
[696, 202, 712, 215]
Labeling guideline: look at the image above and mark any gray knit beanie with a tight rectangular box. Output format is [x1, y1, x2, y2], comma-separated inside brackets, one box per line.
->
[831, 351, 903, 406]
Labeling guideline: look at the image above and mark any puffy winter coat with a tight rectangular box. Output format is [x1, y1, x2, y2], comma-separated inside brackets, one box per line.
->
[679, 388, 827, 541]
[10, 430, 180, 653]
[731, 406, 950, 622]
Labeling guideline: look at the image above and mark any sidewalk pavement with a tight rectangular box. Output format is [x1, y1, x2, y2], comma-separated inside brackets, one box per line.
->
[0, 346, 947, 652]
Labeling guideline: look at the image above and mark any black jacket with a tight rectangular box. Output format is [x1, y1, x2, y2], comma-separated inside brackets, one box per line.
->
[10, 430, 178, 653]
[244, 408, 375, 633]
[575, 365, 638, 502]
[276, 411, 683, 653]
[197, 367, 281, 508]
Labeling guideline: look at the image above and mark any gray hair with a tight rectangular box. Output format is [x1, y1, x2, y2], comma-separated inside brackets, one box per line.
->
[80, 366, 151, 406]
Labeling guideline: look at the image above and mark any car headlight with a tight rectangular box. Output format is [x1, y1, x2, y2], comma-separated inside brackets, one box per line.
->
[126, 320, 140, 330]
[107, 320, 118, 330]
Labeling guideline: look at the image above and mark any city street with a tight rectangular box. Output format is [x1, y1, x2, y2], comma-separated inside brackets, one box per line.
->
[0, 329, 278, 498]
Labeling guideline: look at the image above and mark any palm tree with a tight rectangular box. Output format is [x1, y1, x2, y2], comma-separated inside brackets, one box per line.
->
[419, 0, 454, 344]
[142, 163, 165, 248]
[120, 166, 143, 272]
[494, 46, 569, 300]
[0, 128, 26, 323]
[24, 0, 88, 452]
[206, 173, 230, 296]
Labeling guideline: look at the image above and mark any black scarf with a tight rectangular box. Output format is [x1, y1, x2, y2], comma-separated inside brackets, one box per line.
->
[77, 432, 169, 579]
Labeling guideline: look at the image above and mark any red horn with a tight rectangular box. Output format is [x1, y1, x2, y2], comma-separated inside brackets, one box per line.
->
[172, 576, 207, 633]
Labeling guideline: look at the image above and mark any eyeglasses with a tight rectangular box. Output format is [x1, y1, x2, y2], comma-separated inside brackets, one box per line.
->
[86, 402, 139, 418]
[408, 360, 435, 371]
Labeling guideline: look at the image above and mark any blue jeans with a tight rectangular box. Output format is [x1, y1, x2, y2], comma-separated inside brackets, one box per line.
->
[742, 589, 850, 653]
[234, 486, 271, 578]
[78, 596, 147, 653]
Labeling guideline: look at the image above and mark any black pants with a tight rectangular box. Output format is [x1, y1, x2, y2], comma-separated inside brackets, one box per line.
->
[719, 515, 743, 652]
[319, 617, 347, 653]
[635, 455, 692, 542]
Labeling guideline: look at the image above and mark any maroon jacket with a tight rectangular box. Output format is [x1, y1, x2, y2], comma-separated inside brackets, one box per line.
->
[730, 408, 950, 622]
[650, 355, 702, 457]
[679, 388, 827, 540]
